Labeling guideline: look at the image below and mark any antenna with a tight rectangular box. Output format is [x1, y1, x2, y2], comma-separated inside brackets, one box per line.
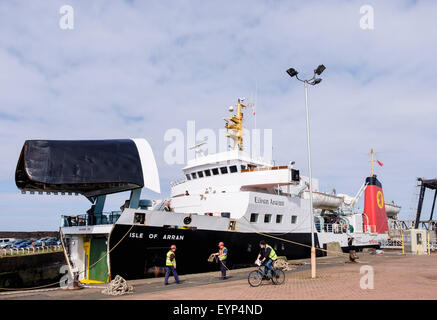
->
[189, 141, 207, 158]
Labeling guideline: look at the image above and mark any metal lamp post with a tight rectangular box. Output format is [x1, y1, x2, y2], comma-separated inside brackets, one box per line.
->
[286, 64, 325, 279]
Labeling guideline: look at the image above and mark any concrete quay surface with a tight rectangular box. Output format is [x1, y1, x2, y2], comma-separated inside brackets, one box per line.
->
[1, 252, 437, 300]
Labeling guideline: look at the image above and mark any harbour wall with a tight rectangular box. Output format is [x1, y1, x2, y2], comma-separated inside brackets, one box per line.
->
[0, 252, 66, 290]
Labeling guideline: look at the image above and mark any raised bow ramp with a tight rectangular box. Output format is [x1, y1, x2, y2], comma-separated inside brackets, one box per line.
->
[15, 139, 160, 198]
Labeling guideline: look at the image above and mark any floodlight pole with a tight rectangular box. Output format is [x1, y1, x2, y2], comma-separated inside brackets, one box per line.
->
[287, 65, 324, 279]
[303, 79, 316, 279]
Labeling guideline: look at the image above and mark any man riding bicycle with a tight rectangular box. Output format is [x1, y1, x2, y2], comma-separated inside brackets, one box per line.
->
[255, 240, 278, 279]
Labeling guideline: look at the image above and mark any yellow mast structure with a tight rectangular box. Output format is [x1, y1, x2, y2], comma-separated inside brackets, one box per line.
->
[225, 98, 250, 151]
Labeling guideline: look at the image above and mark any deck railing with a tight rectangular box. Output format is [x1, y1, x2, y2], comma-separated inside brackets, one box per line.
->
[61, 211, 121, 227]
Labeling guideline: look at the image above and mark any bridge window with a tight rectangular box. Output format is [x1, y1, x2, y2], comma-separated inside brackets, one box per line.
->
[212, 168, 219, 175]
[241, 165, 246, 171]
[291, 215, 298, 224]
[276, 215, 283, 224]
[191, 172, 197, 179]
[204, 169, 211, 177]
[186, 174, 191, 181]
[250, 213, 259, 223]
[197, 171, 204, 178]
[229, 165, 238, 173]
[220, 166, 228, 174]
[221, 212, 231, 218]
[264, 214, 272, 223]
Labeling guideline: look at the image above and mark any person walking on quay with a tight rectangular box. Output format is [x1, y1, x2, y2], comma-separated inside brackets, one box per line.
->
[214, 241, 228, 280]
[164, 244, 180, 285]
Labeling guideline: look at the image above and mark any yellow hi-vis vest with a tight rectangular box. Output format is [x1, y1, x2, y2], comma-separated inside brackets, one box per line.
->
[166, 250, 176, 268]
[219, 247, 227, 261]
[265, 244, 277, 261]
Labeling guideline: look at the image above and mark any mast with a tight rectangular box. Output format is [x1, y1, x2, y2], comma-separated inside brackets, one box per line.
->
[225, 98, 249, 151]
[370, 148, 374, 177]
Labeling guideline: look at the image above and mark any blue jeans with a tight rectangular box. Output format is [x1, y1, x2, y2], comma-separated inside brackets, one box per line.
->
[262, 259, 274, 277]
[164, 266, 179, 284]
[219, 260, 227, 278]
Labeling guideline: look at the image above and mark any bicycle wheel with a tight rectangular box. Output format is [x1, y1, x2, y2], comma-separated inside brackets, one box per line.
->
[272, 269, 285, 285]
[248, 270, 263, 287]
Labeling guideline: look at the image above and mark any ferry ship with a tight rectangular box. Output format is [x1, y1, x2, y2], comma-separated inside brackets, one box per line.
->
[15, 99, 390, 283]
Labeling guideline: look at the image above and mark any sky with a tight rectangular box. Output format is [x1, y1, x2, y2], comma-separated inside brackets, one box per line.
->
[0, 0, 436, 231]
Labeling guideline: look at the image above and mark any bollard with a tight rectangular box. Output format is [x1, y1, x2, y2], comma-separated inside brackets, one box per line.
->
[401, 231, 405, 254]
[428, 231, 431, 255]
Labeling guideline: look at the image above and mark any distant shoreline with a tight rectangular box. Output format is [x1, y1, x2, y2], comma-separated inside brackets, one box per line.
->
[0, 231, 59, 239]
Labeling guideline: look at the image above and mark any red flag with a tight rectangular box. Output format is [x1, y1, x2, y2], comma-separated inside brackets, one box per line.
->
[376, 160, 383, 166]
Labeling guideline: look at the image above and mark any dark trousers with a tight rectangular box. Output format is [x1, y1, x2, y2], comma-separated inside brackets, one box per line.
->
[164, 266, 179, 284]
[262, 259, 274, 276]
[219, 259, 227, 278]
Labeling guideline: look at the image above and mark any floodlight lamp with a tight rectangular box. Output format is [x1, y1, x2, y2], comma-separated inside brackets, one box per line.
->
[314, 64, 326, 75]
[286, 68, 299, 78]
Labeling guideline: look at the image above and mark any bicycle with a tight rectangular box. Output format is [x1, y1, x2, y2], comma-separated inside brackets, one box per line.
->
[248, 264, 285, 287]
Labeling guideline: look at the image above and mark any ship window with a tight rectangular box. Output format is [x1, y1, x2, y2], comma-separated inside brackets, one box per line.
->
[134, 212, 145, 225]
[229, 165, 238, 173]
[241, 165, 246, 171]
[276, 215, 283, 223]
[212, 168, 219, 175]
[250, 213, 259, 223]
[221, 212, 231, 218]
[291, 215, 298, 224]
[197, 171, 204, 178]
[191, 172, 197, 179]
[186, 174, 191, 181]
[264, 214, 272, 223]
[220, 166, 228, 174]
[204, 169, 211, 177]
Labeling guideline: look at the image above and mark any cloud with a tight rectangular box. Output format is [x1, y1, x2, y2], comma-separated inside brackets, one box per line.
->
[0, 0, 436, 230]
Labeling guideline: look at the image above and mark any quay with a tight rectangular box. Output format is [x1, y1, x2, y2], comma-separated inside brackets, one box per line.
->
[2, 251, 437, 300]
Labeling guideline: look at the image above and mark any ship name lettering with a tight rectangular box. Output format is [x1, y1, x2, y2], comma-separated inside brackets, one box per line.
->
[162, 234, 184, 240]
[129, 232, 143, 239]
[254, 196, 284, 206]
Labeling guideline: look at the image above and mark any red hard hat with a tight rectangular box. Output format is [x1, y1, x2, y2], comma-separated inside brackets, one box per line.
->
[171, 245, 176, 249]
[218, 242, 224, 247]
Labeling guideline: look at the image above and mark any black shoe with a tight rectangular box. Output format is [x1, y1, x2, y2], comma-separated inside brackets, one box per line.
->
[176, 281, 181, 284]
[164, 283, 169, 285]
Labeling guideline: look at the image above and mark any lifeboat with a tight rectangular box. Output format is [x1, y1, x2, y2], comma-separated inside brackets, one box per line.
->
[302, 190, 343, 210]
[385, 202, 401, 218]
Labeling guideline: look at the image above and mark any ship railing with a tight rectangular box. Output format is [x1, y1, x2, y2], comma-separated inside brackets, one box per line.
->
[61, 211, 122, 227]
[241, 165, 289, 173]
[170, 178, 186, 187]
[364, 225, 377, 233]
[380, 239, 403, 249]
[318, 223, 348, 234]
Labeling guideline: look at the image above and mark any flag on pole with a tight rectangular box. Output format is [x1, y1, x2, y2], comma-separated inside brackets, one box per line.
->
[376, 160, 383, 166]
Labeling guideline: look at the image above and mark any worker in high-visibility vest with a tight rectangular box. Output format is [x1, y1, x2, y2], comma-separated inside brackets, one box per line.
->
[256, 240, 278, 279]
[164, 244, 180, 285]
[213, 241, 228, 280]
